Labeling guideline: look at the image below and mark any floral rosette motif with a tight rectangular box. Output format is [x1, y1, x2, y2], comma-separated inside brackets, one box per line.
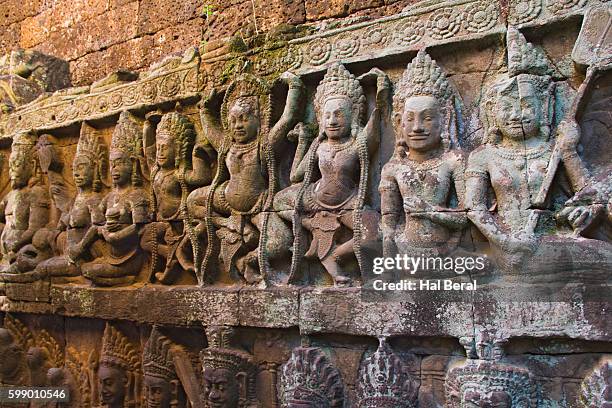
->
[109, 92, 123, 110]
[334, 32, 360, 59]
[96, 95, 109, 113]
[394, 16, 425, 46]
[546, 0, 587, 14]
[463, 1, 500, 33]
[122, 86, 139, 106]
[160, 73, 181, 98]
[140, 80, 157, 102]
[428, 7, 461, 40]
[362, 25, 389, 48]
[79, 99, 93, 116]
[278, 45, 303, 71]
[183, 67, 200, 91]
[508, 0, 542, 25]
[305, 37, 332, 66]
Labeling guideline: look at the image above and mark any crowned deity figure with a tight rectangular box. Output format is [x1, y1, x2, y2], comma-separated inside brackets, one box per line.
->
[356, 339, 419, 408]
[445, 359, 537, 407]
[141, 111, 213, 285]
[82, 111, 149, 287]
[274, 63, 389, 286]
[465, 27, 612, 278]
[18, 124, 108, 283]
[187, 72, 303, 285]
[96, 324, 142, 408]
[279, 346, 345, 408]
[380, 50, 467, 259]
[0, 131, 51, 272]
[200, 326, 259, 408]
[142, 327, 192, 408]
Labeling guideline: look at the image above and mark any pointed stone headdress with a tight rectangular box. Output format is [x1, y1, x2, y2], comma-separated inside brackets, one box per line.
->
[507, 26, 553, 78]
[100, 323, 141, 374]
[393, 50, 454, 113]
[357, 339, 419, 408]
[76, 122, 108, 191]
[111, 111, 144, 159]
[280, 347, 345, 408]
[314, 63, 366, 126]
[143, 327, 178, 381]
[445, 360, 538, 407]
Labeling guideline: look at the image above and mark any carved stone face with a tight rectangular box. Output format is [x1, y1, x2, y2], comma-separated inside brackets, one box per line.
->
[109, 150, 132, 187]
[202, 367, 241, 408]
[156, 131, 176, 169]
[98, 364, 127, 408]
[495, 79, 541, 142]
[323, 97, 352, 141]
[229, 98, 260, 144]
[463, 389, 512, 408]
[144, 375, 171, 408]
[73, 156, 94, 188]
[8, 151, 32, 189]
[399, 95, 442, 152]
[0, 329, 21, 378]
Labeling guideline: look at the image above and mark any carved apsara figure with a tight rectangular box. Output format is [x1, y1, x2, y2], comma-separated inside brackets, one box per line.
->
[141, 111, 212, 285]
[465, 28, 612, 277]
[357, 339, 419, 408]
[279, 346, 345, 408]
[82, 111, 149, 286]
[200, 326, 259, 408]
[188, 72, 303, 285]
[445, 360, 537, 407]
[97, 324, 142, 408]
[579, 357, 611, 407]
[0, 132, 50, 272]
[380, 50, 467, 259]
[24, 124, 108, 283]
[274, 63, 389, 285]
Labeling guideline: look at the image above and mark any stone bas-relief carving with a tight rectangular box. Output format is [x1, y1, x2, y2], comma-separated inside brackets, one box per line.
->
[380, 50, 466, 260]
[275, 63, 389, 286]
[187, 72, 302, 286]
[465, 27, 612, 279]
[279, 346, 345, 407]
[0, 1, 609, 408]
[81, 112, 149, 287]
[445, 359, 538, 407]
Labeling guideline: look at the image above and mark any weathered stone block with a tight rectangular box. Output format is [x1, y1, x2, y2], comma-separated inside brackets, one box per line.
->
[137, 0, 200, 35]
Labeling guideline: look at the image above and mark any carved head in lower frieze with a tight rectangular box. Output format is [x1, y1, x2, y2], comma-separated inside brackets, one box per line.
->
[221, 74, 271, 145]
[314, 63, 366, 142]
[155, 112, 196, 170]
[392, 50, 458, 154]
[483, 28, 555, 145]
[280, 347, 345, 408]
[143, 327, 187, 408]
[9, 131, 40, 189]
[0, 328, 24, 381]
[110, 111, 145, 188]
[357, 339, 419, 408]
[98, 324, 142, 408]
[446, 360, 537, 408]
[200, 326, 258, 408]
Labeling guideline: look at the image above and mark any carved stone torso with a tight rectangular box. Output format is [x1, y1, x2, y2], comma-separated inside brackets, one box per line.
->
[225, 141, 267, 213]
[67, 192, 104, 244]
[314, 139, 359, 209]
[153, 169, 182, 221]
[390, 150, 463, 246]
[468, 142, 552, 233]
[1, 185, 49, 255]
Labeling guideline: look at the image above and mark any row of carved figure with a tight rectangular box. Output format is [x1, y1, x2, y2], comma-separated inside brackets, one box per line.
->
[0, 315, 609, 408]
[0, 28, 610, 288]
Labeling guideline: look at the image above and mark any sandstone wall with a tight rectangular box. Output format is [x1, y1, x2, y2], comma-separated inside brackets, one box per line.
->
[0, 0, 417, 87]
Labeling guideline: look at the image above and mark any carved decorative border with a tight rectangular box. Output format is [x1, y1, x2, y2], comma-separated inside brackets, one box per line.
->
[1, 60, 201, 135]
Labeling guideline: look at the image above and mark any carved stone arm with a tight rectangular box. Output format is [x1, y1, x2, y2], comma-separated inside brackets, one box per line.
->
[360, 68, 390, 157]
[199, 89, 225, 151]
[465, 174, 506, 247]
[291, 138, 318, 184]
[288, 123, 315, 184]
[269, 72, 304, 151]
